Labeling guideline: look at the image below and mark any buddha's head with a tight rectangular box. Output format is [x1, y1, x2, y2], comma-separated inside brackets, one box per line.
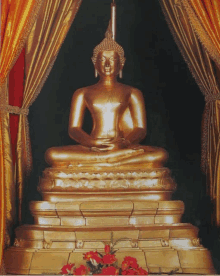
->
[92, 28, 126, 78]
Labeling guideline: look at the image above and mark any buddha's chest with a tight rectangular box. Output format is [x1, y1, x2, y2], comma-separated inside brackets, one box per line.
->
[85, 90, 130, 115]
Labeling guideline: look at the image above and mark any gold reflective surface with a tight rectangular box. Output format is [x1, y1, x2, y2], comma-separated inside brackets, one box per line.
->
[4, 2, 216, 274]
[45, 50, 167, 169]
[5, 223, 216, 275]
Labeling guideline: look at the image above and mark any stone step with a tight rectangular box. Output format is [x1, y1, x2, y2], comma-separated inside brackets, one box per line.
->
[13, 223, 199, 248]
[30, 200, 185, 217]
[5, 224, 215, 274]
[13, 223, 200, 250]
[29, 200, 185, 227]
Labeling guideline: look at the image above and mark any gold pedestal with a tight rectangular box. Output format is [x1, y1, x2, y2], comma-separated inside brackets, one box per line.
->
[4, 167, 216, 274]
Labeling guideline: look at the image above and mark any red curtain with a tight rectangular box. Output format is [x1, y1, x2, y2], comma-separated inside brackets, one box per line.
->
[9, 49, 25, 165]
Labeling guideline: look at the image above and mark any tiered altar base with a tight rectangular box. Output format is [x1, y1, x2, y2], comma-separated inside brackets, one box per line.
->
[4, 167, 216, 274]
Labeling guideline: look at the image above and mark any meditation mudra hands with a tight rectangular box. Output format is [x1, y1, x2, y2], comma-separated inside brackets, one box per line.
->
[90, 137, 131, 152]
[45, 37, 168, 169]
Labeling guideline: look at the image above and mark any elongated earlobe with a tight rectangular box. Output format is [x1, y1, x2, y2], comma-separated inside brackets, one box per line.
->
[119, 70, 122, 79]
[95, 69, 98, 78]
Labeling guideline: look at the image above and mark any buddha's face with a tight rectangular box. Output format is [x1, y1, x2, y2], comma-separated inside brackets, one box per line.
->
[95, 50, 121, 77]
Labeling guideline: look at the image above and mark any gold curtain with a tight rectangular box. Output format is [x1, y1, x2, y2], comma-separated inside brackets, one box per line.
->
[0, 0, 44, 270]
[182, 0, 220, 67]
[159, 0, 220, 226]
[182, 0, 220, 226]
[16, 0, 82, 222]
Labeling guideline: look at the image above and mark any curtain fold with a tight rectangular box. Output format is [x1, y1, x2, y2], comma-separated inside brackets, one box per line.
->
[0, 0, 82, 270]
[16, 0, 82, 222]
[0, 0, 44, 270]
[182, 0, 220, 67]
[159, 0, 220, 226]
[9, 48, 25, 167]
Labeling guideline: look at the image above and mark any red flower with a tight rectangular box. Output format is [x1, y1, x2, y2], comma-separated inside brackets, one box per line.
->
[101, 266, 119, 275]
[136, 267, 148, 275]
[121, 261, 129, 271]
[122, 268, 138, 275]
[102, 254, 117, 264]
[122, 266, 148, 275]
[90, 254, 103, 266]
[104, 244, 111, 254]
[122, 256, 139, 270]
[61, 263, 74, 274]
[73, 265, 89, 275]
[83, 251, 99, 261]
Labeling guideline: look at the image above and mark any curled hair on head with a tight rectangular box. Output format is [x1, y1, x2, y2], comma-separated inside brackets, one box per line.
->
[92, 21, 126, 66]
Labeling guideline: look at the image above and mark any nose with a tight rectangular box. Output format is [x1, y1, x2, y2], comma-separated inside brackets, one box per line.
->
[105, 58, 110, 67]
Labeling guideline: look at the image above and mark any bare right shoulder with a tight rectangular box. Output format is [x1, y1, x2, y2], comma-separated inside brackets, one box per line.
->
[73, 87, 87, 97]
[72, 88, 89, 103]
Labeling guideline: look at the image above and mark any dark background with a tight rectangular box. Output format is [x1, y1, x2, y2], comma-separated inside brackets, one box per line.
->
[25, 0, 220, 271]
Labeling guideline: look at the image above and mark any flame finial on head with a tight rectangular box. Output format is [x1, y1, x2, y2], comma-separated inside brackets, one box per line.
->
[92, 0, 126, 66]
[111, 0, 116, 40]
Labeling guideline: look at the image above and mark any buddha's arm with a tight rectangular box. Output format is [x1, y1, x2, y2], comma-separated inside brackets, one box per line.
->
[125, 88, 147, 144]
[68, 89, 105, 147]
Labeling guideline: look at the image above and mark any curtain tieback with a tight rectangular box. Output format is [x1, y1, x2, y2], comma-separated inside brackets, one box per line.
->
[0, 105, 29, 115]
[205, 93, 220, 103]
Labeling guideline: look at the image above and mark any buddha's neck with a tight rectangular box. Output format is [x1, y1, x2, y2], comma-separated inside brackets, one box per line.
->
[98, 75, 118, 86]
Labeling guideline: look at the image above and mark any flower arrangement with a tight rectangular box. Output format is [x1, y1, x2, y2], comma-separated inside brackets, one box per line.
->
[61, 243, 148, 275]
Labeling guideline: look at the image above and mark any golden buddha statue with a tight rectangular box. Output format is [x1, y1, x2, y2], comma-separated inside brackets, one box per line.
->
[4, 3, 216, 274]
[45, 22, 167, 170]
